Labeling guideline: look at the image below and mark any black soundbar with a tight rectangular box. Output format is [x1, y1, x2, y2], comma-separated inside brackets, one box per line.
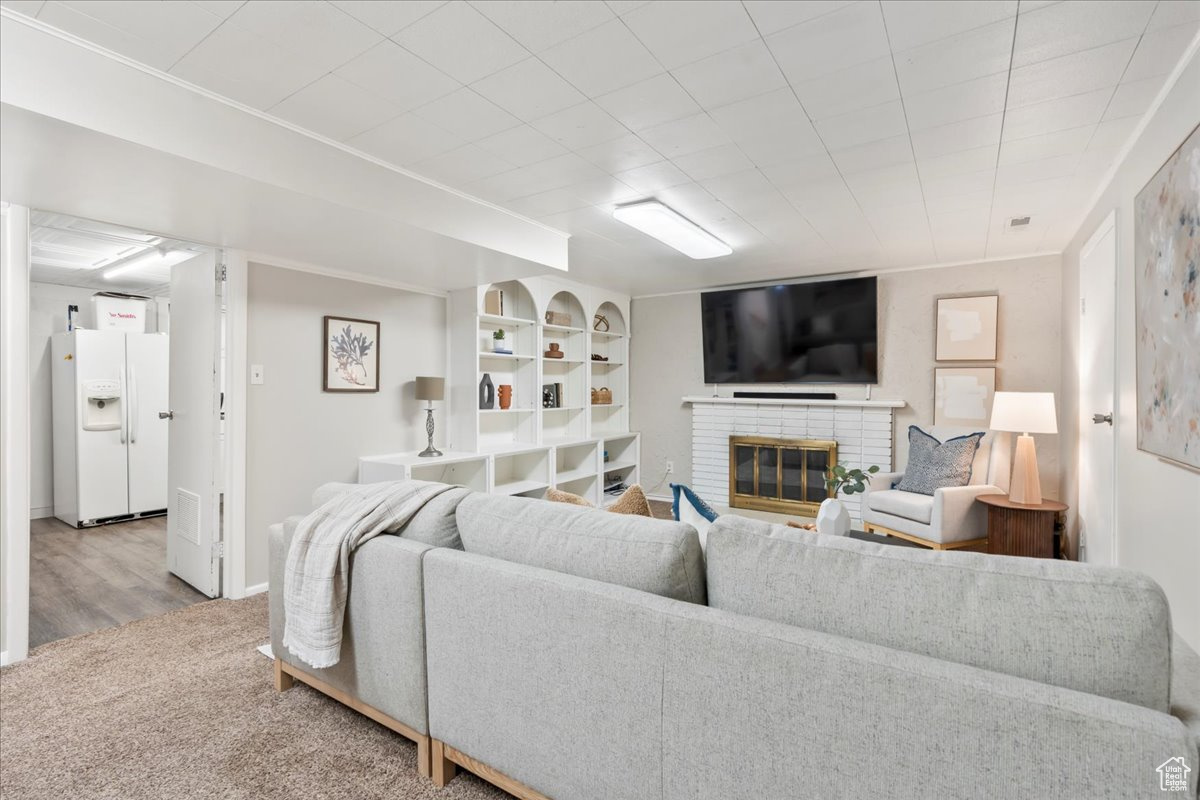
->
[732, 391, 837, 400]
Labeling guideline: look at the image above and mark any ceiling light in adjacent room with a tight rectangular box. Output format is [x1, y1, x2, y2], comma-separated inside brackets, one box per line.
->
[612, 200, 732, 259]
[102, 248, 195, 280]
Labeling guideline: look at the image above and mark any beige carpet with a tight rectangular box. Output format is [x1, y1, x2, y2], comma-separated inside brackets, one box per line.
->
[0, 595, 508, 800]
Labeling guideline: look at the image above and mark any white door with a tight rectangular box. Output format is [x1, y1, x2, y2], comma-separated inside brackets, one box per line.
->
[1078, 211, 1117, 566]
[73, 330, 130, 522]
[126, 333, 169, 515]
[166, 253, 221, 597]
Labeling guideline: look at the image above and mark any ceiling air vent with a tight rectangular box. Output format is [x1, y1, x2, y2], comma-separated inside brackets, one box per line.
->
[1009, 216, 1031, 227]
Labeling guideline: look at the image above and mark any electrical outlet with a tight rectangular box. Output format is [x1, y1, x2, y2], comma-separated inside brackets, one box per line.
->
[665, 460, 674, 474]
[250, 364, 264, 385]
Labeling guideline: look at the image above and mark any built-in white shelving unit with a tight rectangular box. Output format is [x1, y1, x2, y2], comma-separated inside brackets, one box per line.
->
[439, 275, 638, 502]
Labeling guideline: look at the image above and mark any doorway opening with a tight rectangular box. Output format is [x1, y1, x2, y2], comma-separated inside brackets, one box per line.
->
[25, 210, 226, 648]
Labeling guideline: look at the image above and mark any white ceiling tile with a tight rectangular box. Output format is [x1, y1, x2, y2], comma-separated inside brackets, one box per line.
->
[345, 113, 464, 165]
[917, 144, 999, 178]
[505, 187, 592, 218]
[394, 1, 528, 84]
[413, 88, 522, 141]
[227, 0, 382, 72]
[474, 125, 569, 167]
[1, 1, 46, 15]
[910, 114, 1003, 159]
[460, 169, 543, 203]
[508, 153, 612, 196]
[670, 40, 787, 110]
[672, 143, 757, 181]
[699, 169, 790, 217]
[793, 56, 900, 120]
[330, 0, 446, 36]
[709, 87, 815, 142]
[814, 100, 907, 150]
[472, 0, 614, 52]
[471, 58, 585, 121]
[639, 113, 730, 158]
[1006, 38, 1137, 107]
[830, 134, 914, 175]
[766, 1, 890, 83]
[614, 160, 692, 193]
[994, 153, 1080, 187]
[622, 0, 759, 70]
[742, 0, 855, 36]
[998, 125, 1095, 165]
[1012, 0, 1153, 68]
[411, 143, 516, 185]
[1087, 115, 1140, 154]
[926, 189, 992, 215]
[270, 74, 401, 141]
[569, 177, 643, 206]
[540, 18, 663, 96]
[1000, 88, 1110, 139]
[170, 22, 329, 109]
[1103, 75, 1165, 120]
[843, 162, 924, 210]
[1122, 22, 1200, 82]
[532, 102, 629, 149]
[37, 0, 225, 70]
[893, 18, 1014, 95]
[605, 0, 651, 15]
[758, 152, 841, 189]
[922, 169, 995, 199]
[594, 74, 701, 131]
[189, 1, 243, 19]
[576, 134, 664, 172]
[881, 0, 1017, 51]
[1148, 0, 1200, 32]
[904, 72, 1009, 130]
[334, 41, 460, 113]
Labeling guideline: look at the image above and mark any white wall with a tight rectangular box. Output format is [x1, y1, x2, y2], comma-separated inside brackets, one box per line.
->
[28, 283, 167, 517]
[245, 264, 447, 588]
[1060, 48, 1200, 650]
[631, 255, 1063, 498]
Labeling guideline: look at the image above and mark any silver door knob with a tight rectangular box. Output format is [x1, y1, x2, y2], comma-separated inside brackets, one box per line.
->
[1092, 412, 1113, 425]
[159, 411, 174, 420]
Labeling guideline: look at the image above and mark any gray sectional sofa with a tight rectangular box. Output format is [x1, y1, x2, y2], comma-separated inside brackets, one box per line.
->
[269, 482, 1200, 799]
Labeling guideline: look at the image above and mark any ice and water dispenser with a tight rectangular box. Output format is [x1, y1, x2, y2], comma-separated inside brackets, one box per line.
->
[81, 379, 122, 431]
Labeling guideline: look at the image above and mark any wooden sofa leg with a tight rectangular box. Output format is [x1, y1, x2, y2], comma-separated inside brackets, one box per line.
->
[417, 736, 432, 780]
[431, 739, 457, 787]
[273, 658, 294, 692]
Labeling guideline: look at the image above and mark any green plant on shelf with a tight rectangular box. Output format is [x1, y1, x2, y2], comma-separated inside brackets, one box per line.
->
[492, 329, 506, 341]
[824, 464, 880, 496]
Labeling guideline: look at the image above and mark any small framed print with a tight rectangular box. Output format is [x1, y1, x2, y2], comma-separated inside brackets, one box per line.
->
[936, 295, 998, 361]
[934, 367, 996, 427]
[323, 316, 379, 393]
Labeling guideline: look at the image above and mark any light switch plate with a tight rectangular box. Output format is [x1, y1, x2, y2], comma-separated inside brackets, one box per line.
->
[250, 364, 264, 385]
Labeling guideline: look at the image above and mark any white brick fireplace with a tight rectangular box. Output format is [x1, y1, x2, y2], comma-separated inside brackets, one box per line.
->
[683, 396, 906, 526]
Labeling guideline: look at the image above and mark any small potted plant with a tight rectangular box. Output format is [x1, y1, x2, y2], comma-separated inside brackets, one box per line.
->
[492, 329, 508, 353]
[818, 463, 880, 536]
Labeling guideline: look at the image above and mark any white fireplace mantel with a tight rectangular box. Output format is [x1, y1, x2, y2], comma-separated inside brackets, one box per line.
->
[682, 395, 905, 409]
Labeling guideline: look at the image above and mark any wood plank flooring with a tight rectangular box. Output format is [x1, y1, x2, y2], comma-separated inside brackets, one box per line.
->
[29, 516, 210, 649]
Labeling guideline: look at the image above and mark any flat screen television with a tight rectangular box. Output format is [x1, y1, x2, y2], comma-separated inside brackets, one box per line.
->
[701, 276, 878, 384]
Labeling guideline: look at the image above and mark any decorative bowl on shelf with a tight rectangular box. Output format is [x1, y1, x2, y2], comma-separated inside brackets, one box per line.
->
[545, 343, 564, 358]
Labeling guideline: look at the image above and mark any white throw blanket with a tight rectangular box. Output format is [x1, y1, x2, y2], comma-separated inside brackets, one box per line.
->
[282, 479, 454, 669]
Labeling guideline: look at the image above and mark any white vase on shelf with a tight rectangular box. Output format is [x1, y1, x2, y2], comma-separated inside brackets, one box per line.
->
[816, 498, 850, 537]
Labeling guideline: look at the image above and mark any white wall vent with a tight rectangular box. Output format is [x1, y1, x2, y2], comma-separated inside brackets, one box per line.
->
[176, 488, 200, 544]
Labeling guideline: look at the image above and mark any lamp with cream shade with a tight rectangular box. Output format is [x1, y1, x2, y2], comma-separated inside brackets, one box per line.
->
[415, 376, 444, 458]
[989, 391, 1057, 505]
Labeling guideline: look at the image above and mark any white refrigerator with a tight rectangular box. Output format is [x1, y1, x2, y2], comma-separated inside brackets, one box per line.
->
[51, 330, 169, 527]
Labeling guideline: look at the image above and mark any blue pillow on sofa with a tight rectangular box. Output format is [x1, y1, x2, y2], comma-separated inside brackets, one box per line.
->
[895, 426, 984, 495]
[671, 483, 718, 550]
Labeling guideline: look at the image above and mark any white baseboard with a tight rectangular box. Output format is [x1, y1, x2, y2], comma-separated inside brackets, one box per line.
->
[30, 506, 52, 519]
[0, 650, 9, 667]
[241, 582, 268, 598]
[647, 493, 673, 503]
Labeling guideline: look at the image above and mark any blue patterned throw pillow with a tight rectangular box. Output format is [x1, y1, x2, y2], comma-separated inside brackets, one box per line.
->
[896, 426, 984, 495]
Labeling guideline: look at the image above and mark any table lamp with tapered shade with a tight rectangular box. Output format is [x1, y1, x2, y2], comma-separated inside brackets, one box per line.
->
[989, 391, 1057, 505]
[415, 376, 444, 458]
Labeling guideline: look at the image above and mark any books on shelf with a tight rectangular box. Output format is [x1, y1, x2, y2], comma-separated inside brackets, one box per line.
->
[484, 288, 504, 316]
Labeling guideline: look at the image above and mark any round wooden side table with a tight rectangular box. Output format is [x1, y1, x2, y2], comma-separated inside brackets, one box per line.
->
[976, 494, 1068, 558]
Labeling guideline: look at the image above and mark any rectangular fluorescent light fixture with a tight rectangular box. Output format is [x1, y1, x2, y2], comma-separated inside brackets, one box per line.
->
[613, 200, 731, 259]
[103, 248, 195, 280]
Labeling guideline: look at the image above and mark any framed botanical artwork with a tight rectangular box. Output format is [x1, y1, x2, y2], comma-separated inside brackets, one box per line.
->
[936, 295, 998, 361]
[323, 316, 379, 393]
[934, 367, 996, 427]
[1134, 123, 1199, 469]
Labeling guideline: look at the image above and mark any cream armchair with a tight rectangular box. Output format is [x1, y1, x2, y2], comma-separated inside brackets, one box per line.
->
[861, 427, 1010, 550]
